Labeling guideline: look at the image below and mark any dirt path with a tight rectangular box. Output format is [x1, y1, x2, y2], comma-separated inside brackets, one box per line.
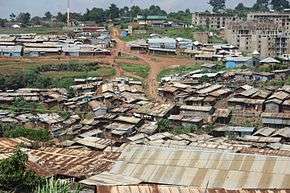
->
[111, 28, 194, 101]
[0, 28, 195, 101]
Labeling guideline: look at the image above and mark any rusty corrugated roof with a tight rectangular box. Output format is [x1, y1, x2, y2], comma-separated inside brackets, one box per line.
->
[0, 138, 120, 178]
[29, 147, 120, 178]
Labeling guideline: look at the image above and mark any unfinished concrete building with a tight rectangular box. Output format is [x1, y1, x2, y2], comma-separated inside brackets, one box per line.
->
[192, 12, 242, 30]
[224, 21, 290, 58]
[247, 12, 290, 31]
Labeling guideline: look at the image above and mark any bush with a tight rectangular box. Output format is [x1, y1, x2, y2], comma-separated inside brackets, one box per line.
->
[172, 124, 197, 135]
[0, 69, 53, 90]
[36, 178, 82, 193]
[1, 124, 51, 142]
[121, 63, 150, 78]
[0, 69, 77, 90]
[37, 62, 100, 72]
[11, 97, 46, 113]
[0, 149, 44, 193]
[157, 119, 171, 132]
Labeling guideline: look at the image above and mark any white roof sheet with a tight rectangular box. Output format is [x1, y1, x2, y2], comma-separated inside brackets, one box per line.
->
[108, 145, 290, 189]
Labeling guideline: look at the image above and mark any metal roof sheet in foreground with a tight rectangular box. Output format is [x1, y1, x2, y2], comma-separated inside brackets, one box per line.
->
[96, 185, 290, 193]
[108, 145, 290, 189]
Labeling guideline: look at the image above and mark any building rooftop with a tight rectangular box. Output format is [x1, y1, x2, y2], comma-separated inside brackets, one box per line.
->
[104, 144, 290, 189]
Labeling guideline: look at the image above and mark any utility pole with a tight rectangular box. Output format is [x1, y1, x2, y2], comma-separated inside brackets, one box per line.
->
[67, 0, 70, 27]
[204, 180, 209, 193]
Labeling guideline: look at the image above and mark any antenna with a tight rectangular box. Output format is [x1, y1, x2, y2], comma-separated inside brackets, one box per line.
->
[67, 0, 70, 27]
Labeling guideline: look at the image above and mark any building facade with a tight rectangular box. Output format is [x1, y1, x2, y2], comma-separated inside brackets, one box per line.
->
[247, 12, 290, 31]
[192, 12, 242, 30]
[224, 21, 290, 58]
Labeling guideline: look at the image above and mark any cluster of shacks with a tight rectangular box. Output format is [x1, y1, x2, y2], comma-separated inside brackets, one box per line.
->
[1, 72, 290, 192]
[0, 33, 111, 57]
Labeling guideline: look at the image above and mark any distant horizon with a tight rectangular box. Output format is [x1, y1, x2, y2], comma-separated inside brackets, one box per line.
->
[0, 0, 255, 19]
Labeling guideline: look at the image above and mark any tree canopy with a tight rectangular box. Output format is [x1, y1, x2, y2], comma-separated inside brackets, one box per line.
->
[16, 12, 31, 25]
[252, 0, 270, 11]
[0, 149, 43, 192]
[270, 0, 289, 11]
[209, 0, 226, 13]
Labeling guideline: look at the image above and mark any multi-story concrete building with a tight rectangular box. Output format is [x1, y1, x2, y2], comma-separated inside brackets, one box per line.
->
[192, 12, 242, 30]
[247, 12, 290, 31]
[224, 21, 290, 58]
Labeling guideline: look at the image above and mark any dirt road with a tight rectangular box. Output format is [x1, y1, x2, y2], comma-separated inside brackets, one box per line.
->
[0, 28, 195, 101]
[111, 28, 194, 101]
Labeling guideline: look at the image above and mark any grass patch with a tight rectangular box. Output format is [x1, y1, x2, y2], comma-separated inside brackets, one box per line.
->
[0, 65, 116, 90]
[161, 28, 194, 40]
[44, 67, 116, 79]
[121, 63, 150, 78]
[122, 28, 195, 41]
[158, 63, 201, 80]
[10, 98, 46, 113]
[117, 53, 140, 61]
[209, 35, 226, 44]
[122, 33, 149, 42]
[1, 124, 51, 142]
[0, 58, 106, 75]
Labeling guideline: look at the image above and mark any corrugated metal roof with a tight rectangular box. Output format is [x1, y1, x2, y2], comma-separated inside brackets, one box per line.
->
[226, 56, 252, 62]
[148, 37, 176, 44]
[75, 137, 113, 150]
[135, 103, 175, 117]
[0, 45, 22, 52]
[180, 105, 213, 112]
[272, 128, 290, 138]
[269, 91, 289, 101]
[239, 88, 259, 97]
[80, 172, 142, 186]
[0, 139, 120, 177]
[24, 47, 61, 52]
[108, 144, 290, 189]
[29, 147, 120, 177]
[214, 126, 255, 133]
[253, 128, 276, 137]
[197, 85, 223, 94]
[260, 57, 280, 64]
[94, 185, 290, 193]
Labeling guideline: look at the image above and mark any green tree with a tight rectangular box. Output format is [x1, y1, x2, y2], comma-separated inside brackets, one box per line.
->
[209, 0, 226, 13]
[168, 10, 192, 23]
[252, 0, 270, 11]
[9, 13, 16, 21]
[0, 149, 43, 192]
[119, 6, 130, 17]
[148, 5, 167, 15]
[31, 16, 42, 25]
[130, 5, 142, 18]
[0, 18, 7, 27]
[56, 12, 66, 22]
[234, 3, 251, 17]
[44, 11, 53, 21]
[16, 12, 31, 25]
[108, 4, 120, 19]
[270, 0, 289, 11]
[235, 3, 246, 11]
[83, 8, 106, 23]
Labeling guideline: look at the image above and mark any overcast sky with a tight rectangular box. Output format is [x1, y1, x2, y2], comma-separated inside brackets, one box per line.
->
[0, 0, 256, 18]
